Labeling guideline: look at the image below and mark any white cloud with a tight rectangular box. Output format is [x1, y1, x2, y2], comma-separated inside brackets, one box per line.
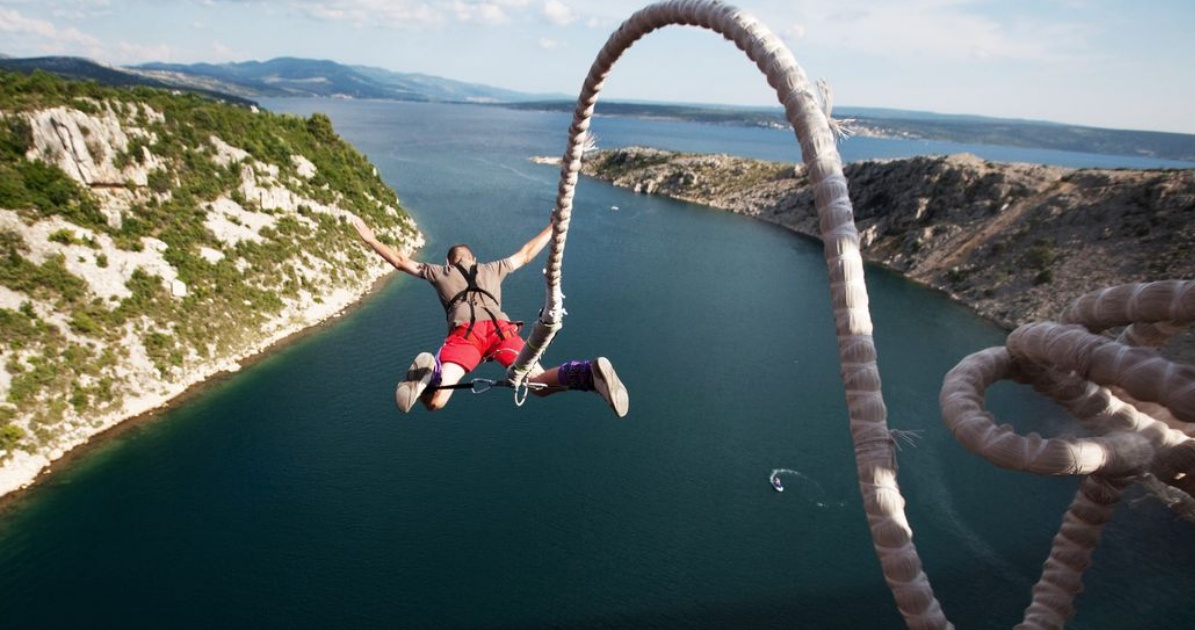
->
[792, 0, 1092, 64]
[276, 0, 644, 31]
[296, 1, 447, 28]
[537, 36, 559, 49]
[289, 0, 542, 28]
[209, 41, 239, 62]
[450, 1, 509, 25]
[183, 0, 615, 31]
[543, 0, 575, 26]
[782, 23, 805, 42]
[0, 7, 102, 46]
[45, 0, 111, 21]
[114, 39, 173, 64]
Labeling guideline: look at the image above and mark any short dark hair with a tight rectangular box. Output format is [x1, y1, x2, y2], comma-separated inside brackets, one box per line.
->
[446, 244, 474, 265]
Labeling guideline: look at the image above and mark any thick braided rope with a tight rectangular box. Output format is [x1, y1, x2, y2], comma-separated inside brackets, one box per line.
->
[1007, 322, 1195, 424]
[941, 280, 1195, 629]
[507, 1, 948, 627]
[1015, 475, 1128, 630]
[1061, 280, 1195, 338]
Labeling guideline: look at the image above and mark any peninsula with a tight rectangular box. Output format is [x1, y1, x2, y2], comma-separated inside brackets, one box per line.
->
[566, 147, 1195, 356]
[0, 71, 421, 499]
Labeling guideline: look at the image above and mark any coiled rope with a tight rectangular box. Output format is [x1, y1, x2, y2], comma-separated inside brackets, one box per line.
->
[507, 2, 1195, 628]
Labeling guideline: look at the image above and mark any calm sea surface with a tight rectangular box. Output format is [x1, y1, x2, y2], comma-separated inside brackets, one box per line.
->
[0, 100, 1191, 629]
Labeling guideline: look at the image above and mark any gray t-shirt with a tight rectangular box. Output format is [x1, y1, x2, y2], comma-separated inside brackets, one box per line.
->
[422, 257, 516, 329]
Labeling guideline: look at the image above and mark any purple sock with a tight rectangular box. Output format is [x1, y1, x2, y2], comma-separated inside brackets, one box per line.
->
[558, 360, 594, 391]
[431, 354, 443, 387]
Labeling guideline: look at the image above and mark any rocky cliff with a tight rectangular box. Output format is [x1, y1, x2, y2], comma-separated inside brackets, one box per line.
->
[577, 147, 1194, 337]
[0, 76, 421, 498]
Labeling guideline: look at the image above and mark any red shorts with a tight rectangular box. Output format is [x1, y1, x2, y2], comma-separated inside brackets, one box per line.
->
[438, 320, 525, 372]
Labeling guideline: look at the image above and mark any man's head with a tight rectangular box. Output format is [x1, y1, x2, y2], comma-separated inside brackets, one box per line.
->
[446, 244, 475, 266]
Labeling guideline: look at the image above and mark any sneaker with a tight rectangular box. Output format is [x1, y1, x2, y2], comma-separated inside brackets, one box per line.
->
[396, 352, 437, 413]
[591, 357, 629, 418]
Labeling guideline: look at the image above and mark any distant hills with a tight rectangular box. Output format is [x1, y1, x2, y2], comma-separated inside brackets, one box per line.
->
[2, 54, 1194, 163]
[505, 101, 1195, 163]
[0, 55, 563, 104]
[131, 56, 567, 103]
[0, 55, 258, 106]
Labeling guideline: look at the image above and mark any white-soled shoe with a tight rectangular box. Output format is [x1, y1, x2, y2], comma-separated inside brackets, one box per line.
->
[591, 357, 629, 418]
[395, 352, 437, 413]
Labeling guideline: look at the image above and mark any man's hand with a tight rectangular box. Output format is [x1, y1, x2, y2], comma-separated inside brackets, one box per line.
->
[509, 222, 554, 270]
[351, 215, 423, 277]
[351, 215, 377, 243]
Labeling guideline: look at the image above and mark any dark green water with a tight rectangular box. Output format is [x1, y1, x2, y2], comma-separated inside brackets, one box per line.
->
[0, 100, 1190, 629]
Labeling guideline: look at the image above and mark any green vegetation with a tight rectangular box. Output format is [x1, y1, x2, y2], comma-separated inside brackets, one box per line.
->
[0, 69, 414, 454]
[591, 149, 676, 178]
[0, 107, 96, 227]
[1024, 239, 1057, 285]
[590, 149, 792, 196]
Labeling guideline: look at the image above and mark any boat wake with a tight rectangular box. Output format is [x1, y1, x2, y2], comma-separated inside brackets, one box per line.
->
[768, 468, 843, 508]
[488, 160, 552, 185]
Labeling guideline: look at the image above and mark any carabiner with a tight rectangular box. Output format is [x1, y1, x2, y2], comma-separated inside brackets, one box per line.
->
[470, 378, 497, 394]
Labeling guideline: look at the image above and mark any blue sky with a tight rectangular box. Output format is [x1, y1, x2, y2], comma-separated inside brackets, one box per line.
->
[2, 0, 1193, 134]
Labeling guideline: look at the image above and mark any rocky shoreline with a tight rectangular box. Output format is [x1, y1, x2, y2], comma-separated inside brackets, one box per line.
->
[0, 96, 420, 501]
[560, 148, 1195, 359]
[4, 130, 1190, 503]
[0, 268, 397, 506]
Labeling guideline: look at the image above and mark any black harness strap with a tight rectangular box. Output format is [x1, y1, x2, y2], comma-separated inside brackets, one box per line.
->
[445, 262, 507, 340]
[431, 377, 547, 394]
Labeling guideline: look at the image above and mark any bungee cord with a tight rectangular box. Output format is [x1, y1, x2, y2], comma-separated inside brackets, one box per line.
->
[508, 2, 1195, 628]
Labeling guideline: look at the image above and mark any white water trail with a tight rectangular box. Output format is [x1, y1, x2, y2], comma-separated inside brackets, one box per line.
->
[485, 159, 552, 185]
[768, 468, 842, 508]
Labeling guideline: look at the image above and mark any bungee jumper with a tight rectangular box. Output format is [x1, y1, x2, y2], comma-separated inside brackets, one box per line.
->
[351, 216, 629, 417]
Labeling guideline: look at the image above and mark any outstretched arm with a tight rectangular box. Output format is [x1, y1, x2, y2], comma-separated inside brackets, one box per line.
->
[507, 222, 554, 271]
[352, 216, 424, 277]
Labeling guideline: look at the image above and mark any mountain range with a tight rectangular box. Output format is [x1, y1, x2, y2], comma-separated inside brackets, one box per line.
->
[0, 55, 562, 104]
[2, 54, 1194, 162]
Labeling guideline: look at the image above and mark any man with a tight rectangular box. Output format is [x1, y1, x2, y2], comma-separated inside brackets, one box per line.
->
[352, 216, 629, 417]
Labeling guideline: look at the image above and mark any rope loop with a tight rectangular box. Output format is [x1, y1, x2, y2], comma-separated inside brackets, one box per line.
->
[513, 381, 531, 407]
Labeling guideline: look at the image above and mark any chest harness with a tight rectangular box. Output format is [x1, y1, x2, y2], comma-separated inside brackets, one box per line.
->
[443, 262, 508, 340]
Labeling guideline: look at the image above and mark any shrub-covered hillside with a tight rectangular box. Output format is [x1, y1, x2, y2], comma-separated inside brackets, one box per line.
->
[0, 70, 420, 486]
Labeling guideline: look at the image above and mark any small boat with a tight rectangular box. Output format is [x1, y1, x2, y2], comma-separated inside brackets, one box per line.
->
[610, 205, 619, 211]
[771, 476, 784, 492]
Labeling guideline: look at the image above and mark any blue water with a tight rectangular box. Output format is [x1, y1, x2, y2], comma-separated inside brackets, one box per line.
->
[0, 100, 1190, 629]
[530, 105, 1195, 170]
